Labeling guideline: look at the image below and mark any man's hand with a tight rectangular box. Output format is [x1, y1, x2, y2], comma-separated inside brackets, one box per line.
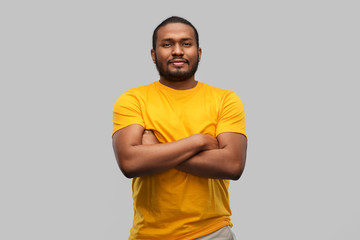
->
[112, 125, 214, 178]
[200, 134, 219, 151]
[176, 133, 247, 180]
[142, 130, 218, 151]
[138, 129, 244, 180]
[113, 124, 239, 179]
[142, 130, 160, 145]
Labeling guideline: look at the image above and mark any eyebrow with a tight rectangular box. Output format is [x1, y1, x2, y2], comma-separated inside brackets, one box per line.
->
[160, 38, 193, 42]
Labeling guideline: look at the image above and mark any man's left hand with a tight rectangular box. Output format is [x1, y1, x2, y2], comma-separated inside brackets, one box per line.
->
[142, 130, 160, 145]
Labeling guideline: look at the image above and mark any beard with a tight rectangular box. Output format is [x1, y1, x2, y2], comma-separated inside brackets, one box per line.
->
[155, 54, 200, 82]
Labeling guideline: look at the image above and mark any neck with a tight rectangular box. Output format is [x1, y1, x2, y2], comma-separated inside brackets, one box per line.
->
[159, 77, 197, 90]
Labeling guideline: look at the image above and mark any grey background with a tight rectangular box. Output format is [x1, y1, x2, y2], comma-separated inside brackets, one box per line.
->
[1, 0, 359, 239]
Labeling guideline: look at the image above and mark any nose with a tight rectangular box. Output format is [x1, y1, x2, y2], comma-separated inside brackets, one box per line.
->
[172, 43, 184, 56]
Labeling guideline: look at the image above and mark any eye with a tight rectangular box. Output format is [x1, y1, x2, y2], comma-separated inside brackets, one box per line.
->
[183, 42, 192, 47]
[162, 43, 172, 47]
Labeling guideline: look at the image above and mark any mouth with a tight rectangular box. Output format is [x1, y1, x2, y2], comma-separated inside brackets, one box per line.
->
[168, 59, 188, 67]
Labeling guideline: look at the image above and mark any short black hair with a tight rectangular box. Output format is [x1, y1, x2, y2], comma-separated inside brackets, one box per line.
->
[152, 16, 199, 50]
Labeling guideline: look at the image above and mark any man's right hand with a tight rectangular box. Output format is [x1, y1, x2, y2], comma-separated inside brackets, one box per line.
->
[141, 130, 218, 151]
[197, 134, 219, 151]
[112, 125, 216, 178]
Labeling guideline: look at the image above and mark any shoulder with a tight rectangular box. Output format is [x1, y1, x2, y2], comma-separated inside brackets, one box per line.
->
[114, 82, 155, 102]
[199, 82, 240, 100]
[121, 82, 155, 96]
[113, 83, 156, 112]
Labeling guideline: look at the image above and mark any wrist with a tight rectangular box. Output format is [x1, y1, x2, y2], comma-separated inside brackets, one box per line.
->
[196, 133, 213, 151]
[190, 134, 207, 151]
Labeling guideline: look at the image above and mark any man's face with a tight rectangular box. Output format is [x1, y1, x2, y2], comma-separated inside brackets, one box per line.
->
[151, 23, 202, 82]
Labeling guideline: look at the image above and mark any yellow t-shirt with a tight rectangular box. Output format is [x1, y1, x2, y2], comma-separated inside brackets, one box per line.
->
[112, 81, 246, 240]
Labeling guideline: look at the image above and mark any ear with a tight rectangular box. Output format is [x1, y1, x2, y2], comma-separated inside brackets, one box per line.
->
[198, 47, 202, 62]
[151, 49, 156, 64]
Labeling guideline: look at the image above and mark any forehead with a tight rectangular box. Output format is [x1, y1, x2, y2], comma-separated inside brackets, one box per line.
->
[156, 23, 196, 41]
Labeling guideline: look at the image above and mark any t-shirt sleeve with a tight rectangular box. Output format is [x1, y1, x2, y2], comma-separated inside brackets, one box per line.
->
[112, 91, 145, 136]
[216, 91, 247, 138]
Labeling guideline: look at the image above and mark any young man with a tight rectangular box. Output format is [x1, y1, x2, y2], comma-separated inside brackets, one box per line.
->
[112, 16, 247, 240]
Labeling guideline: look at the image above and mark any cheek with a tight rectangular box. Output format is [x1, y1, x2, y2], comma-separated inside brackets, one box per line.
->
[156, 52, 169, 63]
[187, 50, 199, 61]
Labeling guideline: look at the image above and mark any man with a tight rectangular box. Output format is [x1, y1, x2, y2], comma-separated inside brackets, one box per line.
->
[112, 16, 247, 240]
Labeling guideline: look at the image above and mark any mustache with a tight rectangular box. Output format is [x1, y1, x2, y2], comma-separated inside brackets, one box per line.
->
[167, 58, 189, 64]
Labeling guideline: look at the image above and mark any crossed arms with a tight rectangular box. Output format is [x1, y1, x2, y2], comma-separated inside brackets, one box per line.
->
[112, 124, 247, 180]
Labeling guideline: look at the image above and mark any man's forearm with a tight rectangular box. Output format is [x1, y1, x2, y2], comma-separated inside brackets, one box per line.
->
[120, 136, 203, 178]
[113, 127, 218, 178]
[176, 133, 247, 180]
[175, 149, 244, 180]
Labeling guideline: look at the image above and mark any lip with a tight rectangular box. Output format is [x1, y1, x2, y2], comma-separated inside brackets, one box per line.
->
[171, 62, 185, 67]
[168, 59, 188, 64]
[168, 59, 188, 67]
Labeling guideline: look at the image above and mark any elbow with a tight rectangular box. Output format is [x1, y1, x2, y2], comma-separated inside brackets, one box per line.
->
[229, 158, 246, 180]
[230, 168, 244, 180]
[120, 167, 135, 179]
[117, 158, 137, 179]
[116, 154, 150, 178]
[113, 148, 140, 178]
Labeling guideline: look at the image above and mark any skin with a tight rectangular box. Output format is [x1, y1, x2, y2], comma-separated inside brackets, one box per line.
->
[112, 125, 218, 178]
[112, 23, 247, 180]
[151, 23, 202, 90]
[142, 130, 247, 180]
